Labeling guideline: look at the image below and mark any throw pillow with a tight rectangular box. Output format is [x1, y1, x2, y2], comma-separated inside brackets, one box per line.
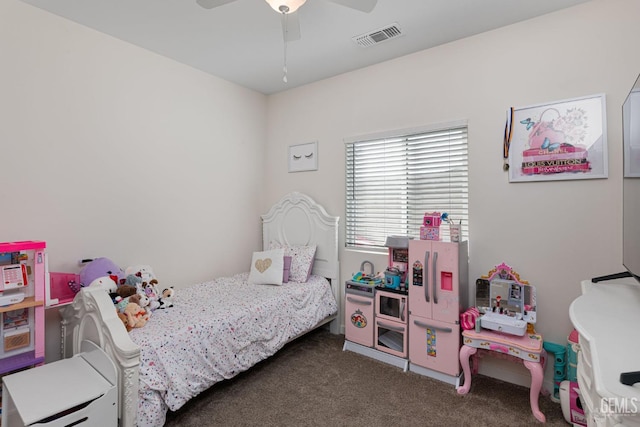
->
[269, 242, 316, 283]
[248, 248, 285, 286]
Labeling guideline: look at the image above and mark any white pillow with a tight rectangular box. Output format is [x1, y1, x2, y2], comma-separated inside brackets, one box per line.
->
[248, 248, 285, 286]
[269, 242, 316, 283]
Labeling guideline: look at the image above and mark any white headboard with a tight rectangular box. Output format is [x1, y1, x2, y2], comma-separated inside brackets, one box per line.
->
[262, 192, 340, 281]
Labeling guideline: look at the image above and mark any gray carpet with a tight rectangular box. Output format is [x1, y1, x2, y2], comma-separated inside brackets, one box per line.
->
[165, 328, 567, 426]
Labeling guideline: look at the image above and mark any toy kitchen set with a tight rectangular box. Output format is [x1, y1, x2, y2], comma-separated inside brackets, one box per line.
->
[344, 215, 469, 387]
[343, 235, 412, 371]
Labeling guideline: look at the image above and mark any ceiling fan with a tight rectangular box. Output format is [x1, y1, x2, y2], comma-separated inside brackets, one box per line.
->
[196, 0, 378, 42]
[196, 0, 378, 83]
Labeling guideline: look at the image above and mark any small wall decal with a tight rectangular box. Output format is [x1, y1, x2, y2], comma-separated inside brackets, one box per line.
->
[288, 141, 318, 172]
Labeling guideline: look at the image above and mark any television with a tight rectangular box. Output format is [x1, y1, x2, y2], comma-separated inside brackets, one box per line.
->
[592, 73, 640, 283]
[622, 73, 640, 283]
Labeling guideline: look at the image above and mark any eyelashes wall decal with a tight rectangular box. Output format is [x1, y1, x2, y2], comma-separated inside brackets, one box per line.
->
[288, 141, 318, 172]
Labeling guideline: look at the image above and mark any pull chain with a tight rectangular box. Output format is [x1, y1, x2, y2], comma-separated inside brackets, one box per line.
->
[281, 11, 288, 83]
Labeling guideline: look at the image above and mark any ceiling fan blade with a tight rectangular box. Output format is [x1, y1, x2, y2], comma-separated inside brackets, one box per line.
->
[326, 0, 377, 13]
[196, 0, 237, 10]
[282, 11, 301, 42]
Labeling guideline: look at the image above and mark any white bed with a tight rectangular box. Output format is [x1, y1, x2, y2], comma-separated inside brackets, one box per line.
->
[59, 192, 340, 427]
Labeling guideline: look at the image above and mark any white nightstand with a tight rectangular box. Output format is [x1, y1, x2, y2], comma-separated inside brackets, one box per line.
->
[1, 341, 117, 427]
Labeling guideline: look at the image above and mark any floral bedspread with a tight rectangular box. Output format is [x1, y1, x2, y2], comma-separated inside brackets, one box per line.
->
[129, 273, 337, 427]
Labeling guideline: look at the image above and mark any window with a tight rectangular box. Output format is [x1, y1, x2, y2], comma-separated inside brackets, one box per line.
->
[345, 122, 468, 249]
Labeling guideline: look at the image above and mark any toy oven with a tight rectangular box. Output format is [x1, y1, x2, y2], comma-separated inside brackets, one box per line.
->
[374, 288, 408, 358]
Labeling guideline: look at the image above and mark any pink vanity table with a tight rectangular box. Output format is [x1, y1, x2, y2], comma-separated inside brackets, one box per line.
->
[457, 328, 546, 422]
[457, 263, 545, 422]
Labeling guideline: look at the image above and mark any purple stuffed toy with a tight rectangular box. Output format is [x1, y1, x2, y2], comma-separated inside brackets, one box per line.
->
[79, 257, 126, 287]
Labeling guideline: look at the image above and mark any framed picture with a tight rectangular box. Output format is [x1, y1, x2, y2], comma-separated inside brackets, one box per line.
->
[288, 141, 318, 172]
[506, 94, 607, 182]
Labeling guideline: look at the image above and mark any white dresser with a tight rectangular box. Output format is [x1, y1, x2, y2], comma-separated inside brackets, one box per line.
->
[569, 279, 640, 426]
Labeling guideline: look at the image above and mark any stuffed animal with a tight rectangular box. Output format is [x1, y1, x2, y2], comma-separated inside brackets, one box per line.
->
[133, 293, 152, 315]
[141, 279, 162, 311]
[108, 282, 136, 308]
[88, 276, 118, 293]
[124, 265, 163, 309]
[87, 276, 119, 304]
[80, 258, 126, 287]
[114, 295, 130, 313]
[124, 274, 144, 290]
[158, 287, 175, 309]
[115, 293, 149, 313]
[116, 284, 138, 299]
[116, 310, 132, 332]
[125, 265, 156, 283]
[124, 301, 149, 328]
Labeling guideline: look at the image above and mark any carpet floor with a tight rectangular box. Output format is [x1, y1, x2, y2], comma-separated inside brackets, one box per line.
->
[164, 328, 567, 426]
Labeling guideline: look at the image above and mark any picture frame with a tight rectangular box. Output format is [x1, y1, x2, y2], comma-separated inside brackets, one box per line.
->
[506, 94, 607, 182]
[288, 141, 318, 172]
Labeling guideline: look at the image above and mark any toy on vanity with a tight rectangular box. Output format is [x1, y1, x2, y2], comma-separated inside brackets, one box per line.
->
[474, 263, 537, 336]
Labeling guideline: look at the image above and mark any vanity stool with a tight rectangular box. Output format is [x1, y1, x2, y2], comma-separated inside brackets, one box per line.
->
[457, 328, 546, 423]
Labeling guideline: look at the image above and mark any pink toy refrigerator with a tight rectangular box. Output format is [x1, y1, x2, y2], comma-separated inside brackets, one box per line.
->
[408, 239, 468, 383]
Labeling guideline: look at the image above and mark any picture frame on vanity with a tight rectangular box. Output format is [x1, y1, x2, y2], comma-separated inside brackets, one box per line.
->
[288, 141, 318, 173]
[506, 94, 607, 182]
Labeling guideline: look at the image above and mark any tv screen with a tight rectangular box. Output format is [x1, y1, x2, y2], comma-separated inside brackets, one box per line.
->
[623, 73, 640, 281]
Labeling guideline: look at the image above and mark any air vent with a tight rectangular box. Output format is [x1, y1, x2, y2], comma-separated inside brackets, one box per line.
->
[352, 24, 403, 48]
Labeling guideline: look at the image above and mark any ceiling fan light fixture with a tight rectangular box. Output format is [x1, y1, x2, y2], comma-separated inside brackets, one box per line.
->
[265, 0, 306, 14]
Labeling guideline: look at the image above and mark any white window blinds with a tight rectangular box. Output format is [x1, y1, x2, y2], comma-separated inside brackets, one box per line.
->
[345, 124, 469, 249]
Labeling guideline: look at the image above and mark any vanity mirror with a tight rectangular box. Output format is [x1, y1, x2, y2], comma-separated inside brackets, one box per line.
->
[475, 263, 537, 335]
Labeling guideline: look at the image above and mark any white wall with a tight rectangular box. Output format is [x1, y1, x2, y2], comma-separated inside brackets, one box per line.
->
[4, 0, 639, 388]
[1, 0, 267, 361]
[264, 0, 640, 383]
[1, 0, 268, 282]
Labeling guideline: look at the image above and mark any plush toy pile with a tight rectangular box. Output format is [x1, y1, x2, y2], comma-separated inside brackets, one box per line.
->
[68, 257, 175, 331]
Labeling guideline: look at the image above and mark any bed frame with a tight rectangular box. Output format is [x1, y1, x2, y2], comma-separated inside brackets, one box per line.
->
[59, 192, 340, 427]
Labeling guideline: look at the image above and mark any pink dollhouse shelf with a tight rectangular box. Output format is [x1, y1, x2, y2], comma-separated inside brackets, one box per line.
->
[0, 240, 46, 252]
[0, 240, 48, 376]
[0, 296, 42, 312]
[48, 272, 81, 306]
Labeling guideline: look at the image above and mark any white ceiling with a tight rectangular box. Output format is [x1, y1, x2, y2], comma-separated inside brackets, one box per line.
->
[20, 0, 591, 95]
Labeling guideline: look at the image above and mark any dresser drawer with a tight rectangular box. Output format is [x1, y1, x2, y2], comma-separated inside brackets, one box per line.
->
[577, 353, 595, 409]
[578, 334, 593, 370]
